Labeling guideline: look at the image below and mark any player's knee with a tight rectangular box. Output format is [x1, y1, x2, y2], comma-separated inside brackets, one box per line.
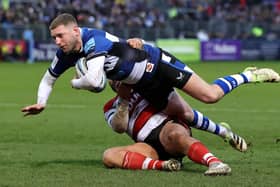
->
[166, 130, 186, 145]
[199, 85, 225, 103]
[200, 92, 221, 104]
[102, 149, 115, 168]
[181, 110, 194, 122]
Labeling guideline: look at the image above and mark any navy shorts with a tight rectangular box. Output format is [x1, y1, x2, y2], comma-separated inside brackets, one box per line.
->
[133, 49, 193, 111]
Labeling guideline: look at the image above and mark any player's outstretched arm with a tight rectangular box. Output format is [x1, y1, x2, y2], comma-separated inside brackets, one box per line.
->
[21, 70, 56, 117]
[21, 104, 45, 116]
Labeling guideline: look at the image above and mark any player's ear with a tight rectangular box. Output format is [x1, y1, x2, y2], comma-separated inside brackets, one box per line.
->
[73, 25, 80, 36]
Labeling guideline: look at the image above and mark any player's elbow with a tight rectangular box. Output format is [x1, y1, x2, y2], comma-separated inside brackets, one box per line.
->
[88, 84, 106, 93]
[86, 73, 107, 93]
[110, 107, 129, 133]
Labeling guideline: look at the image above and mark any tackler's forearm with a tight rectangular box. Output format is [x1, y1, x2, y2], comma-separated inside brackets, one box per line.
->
[111, 98, 129, 133]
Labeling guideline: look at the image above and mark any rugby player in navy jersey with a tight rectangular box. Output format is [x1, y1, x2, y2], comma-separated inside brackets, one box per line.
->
[21, 13, 279, 152]
[102, 80, 231, 175]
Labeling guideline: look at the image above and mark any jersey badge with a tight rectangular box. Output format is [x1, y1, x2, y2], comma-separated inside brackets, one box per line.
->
[146, 62, 154, 73]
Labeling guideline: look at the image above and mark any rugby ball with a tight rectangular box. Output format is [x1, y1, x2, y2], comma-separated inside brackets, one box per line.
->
[74, 57, 107, 93]
[75, 57, 88, 78]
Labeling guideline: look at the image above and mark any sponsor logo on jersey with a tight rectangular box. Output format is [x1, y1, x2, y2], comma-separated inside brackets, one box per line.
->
[84, 38, 95, 53]
[146, 62, 154, 72]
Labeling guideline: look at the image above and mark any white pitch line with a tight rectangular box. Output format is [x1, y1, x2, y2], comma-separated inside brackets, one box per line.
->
[0, 103, 86, 109]
[0, 102, 278, 113]
[199, 107, 279, 113]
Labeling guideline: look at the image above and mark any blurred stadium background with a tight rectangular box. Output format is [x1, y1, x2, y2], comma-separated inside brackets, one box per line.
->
[1, 0, 280, 63]
[0, 0, 279, 186]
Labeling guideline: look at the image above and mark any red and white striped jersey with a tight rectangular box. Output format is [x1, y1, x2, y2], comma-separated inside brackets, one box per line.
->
[103, 92, 168, 142]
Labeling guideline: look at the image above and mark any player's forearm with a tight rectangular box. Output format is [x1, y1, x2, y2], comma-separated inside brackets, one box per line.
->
[72, 55, 106, 92]
[86, 55, 106, 88]
[37, 71, 57, 106]
[111, 98, 129, 133]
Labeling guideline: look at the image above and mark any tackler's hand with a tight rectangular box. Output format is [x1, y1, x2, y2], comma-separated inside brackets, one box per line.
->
[127, 38, 144, 49]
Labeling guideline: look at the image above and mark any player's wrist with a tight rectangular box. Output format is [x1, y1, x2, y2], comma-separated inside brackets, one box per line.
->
[117, 98, 129, 107]
[37, 97, 47, 107]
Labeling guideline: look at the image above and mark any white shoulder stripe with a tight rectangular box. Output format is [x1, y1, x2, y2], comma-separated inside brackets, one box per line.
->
[105, 32, 120, 42]
[122, 59, 147, 84]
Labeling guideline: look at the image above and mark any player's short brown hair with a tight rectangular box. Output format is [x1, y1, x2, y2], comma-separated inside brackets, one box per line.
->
[49, 13, 77, 30]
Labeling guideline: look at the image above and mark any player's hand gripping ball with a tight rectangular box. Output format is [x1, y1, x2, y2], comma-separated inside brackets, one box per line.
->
[75, 57, 88, 78]
[74, 57, 107, 93]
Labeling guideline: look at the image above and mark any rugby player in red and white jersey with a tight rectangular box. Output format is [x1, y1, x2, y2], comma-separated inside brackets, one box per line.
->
[102, 81, 232, 175]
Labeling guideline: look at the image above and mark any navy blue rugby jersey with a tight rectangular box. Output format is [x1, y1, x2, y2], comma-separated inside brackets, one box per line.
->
[47, 27, 159, 84]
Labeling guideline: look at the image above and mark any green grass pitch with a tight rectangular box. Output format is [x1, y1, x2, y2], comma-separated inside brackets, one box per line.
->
[0, 61, 279, 187]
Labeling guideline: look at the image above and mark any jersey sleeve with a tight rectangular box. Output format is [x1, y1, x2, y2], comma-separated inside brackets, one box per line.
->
[83, 28, 123, 58]
[48, 50, 81, 78]
[37, 70, 57, 106]
[103, 96, 119, 128]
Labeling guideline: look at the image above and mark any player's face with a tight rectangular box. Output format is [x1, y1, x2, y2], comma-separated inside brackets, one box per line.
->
[50, 24, 81, 54]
